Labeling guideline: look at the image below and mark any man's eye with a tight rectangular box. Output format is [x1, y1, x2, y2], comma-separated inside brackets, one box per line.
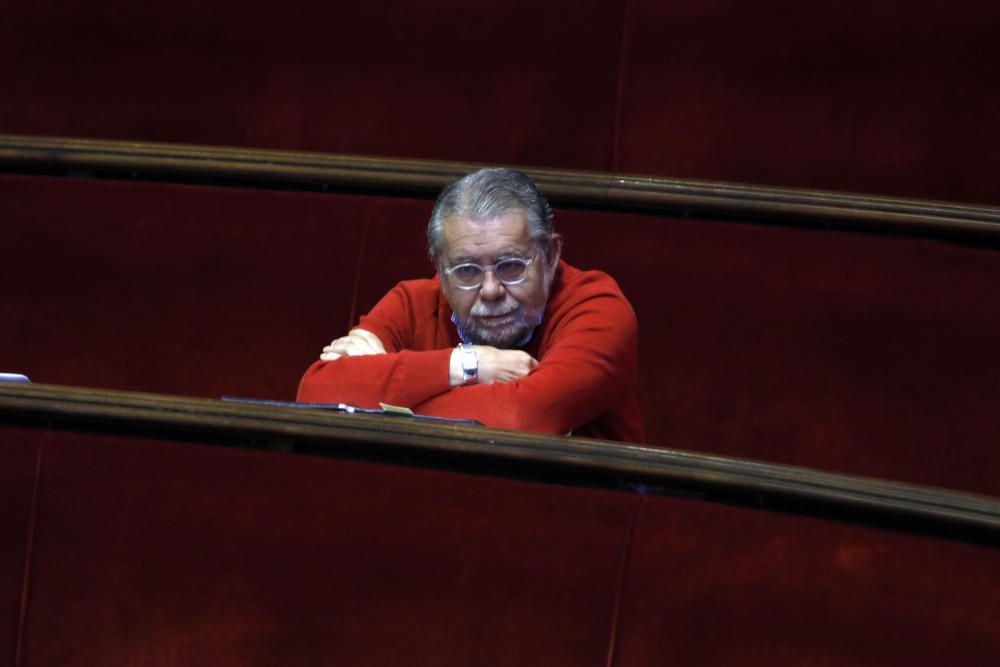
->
[453, 265, 482, 280]
[496, 259, 527, 280]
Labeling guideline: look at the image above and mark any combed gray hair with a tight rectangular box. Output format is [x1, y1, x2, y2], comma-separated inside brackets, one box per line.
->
[427, 167, 554, 262]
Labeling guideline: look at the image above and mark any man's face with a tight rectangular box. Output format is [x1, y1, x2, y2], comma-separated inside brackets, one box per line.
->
[439, 209, 560, 348]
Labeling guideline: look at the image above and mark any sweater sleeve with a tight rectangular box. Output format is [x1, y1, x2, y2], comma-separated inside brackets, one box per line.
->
[296, 281, 455, 408]
[297, 349, 454, 408]
[411, 282, 639, 436]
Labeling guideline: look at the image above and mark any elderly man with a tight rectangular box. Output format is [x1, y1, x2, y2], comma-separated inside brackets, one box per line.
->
[297, 168, 644, 442]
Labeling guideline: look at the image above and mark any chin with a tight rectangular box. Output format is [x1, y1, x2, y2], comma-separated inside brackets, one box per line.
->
[466, 320, 531, 349]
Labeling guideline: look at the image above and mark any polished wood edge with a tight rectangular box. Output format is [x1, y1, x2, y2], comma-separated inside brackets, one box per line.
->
[3, 134, 1000, 241]
[1, 383, 997, 545]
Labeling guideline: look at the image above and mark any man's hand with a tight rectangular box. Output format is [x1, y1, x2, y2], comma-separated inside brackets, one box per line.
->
[320, 329, 386, 361]
[450, 345, 538, 386]
[478, 347, 538, 384]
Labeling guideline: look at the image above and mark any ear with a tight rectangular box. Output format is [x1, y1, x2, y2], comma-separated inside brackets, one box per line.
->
[545, 234, 563, 268]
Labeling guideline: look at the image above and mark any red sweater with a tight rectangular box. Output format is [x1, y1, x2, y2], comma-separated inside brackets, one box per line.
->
[297, 261, 645, 443]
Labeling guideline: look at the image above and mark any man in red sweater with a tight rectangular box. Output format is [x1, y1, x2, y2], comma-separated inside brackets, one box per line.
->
[297, 168, 644, 443]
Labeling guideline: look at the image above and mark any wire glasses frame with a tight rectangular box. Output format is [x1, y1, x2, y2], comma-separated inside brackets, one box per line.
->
[442, 250, 539, 290]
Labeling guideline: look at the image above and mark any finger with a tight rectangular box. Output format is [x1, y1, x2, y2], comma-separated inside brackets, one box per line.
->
[349, 328, 375, 344]
[337, 339, 364, 356]
[320, 351, 343, 361]
[335, 332, 372, 355]
[322, 339, 349, 354]
[351, 337, 379, 355]
[350, 328, 386, 354]
[327, 335, 352, 349]
[334, 337, 381, 357]
[328, 339, 353, 355]
[328, 334, 371, 354]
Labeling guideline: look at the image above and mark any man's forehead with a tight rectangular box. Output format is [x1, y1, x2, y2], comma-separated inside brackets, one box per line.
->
[440, 210, 533, 256]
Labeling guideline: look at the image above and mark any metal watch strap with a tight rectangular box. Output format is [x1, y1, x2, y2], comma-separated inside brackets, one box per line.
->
[459, 343, 478, 385]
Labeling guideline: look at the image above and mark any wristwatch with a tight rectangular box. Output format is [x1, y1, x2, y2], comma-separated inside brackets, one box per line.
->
[458, 343, 478, 385]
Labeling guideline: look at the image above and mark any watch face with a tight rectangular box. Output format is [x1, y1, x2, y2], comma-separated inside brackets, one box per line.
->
[460, 344, 478, 384]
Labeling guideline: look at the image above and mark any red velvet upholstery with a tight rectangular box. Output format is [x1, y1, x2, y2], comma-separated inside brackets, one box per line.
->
[3, 428, 997, 665]
[0, 431, 38, 666]
[615, 497, 1000, 665]
[560, 211, 1000, 495]
[0, 1, 622, 173]
[3, 2, 1000, 204]
[2, 173, 365, 400]
[616, 1, 1000, 204]
[20, 430, 636, 666]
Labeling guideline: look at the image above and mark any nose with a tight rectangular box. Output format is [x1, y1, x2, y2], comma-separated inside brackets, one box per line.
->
[478, 268, 506, 302]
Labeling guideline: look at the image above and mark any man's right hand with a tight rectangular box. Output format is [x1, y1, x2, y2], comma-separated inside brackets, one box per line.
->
[320, 329, 386, 361]
[450, 345, 538, 386]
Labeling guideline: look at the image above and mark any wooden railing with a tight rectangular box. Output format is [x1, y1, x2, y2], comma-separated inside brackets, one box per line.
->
[3, 134, 1000, 242]
[2, 382, 997, 547]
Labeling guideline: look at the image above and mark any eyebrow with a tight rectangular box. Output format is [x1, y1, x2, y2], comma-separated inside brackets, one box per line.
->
[450, 247, 532, 264]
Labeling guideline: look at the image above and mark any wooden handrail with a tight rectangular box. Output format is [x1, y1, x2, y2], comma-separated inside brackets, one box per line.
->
[1, 382, 998, 547]
[3, 134, 1000, 242]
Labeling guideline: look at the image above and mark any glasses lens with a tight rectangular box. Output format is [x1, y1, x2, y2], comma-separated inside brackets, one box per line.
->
[495, 259, 528, 282]
[452, 264, 483, 287]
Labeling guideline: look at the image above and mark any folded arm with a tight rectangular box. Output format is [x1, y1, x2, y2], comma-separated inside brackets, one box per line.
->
[297, 277, 638, 436]
[413, 293, 638, 435]
[298, 329, 541, 407]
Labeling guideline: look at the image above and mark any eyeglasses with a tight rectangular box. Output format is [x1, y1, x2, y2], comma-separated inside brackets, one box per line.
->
[442, 251, 538, 290]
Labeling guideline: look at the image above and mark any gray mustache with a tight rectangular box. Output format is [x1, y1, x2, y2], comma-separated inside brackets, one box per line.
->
[470, 303, 518, 317]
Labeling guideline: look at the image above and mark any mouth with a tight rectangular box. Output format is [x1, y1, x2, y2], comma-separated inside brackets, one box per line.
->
[474, 310, 518, 326]
[479, 312, 514, 322]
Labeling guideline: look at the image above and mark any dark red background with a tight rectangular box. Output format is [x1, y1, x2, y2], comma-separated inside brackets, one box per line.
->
[3, 2, 1000, 663]
[3, 1, 1000, 204]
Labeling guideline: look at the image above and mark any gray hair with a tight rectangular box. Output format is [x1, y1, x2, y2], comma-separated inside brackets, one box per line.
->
[427, 167, 554, 261]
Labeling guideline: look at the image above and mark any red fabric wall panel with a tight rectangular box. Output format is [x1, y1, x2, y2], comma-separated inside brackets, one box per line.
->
[617, 1, 1000, 204]
[4, 2, 1000, 203]
[0, 433, 40, 666]
[566, 209, 1000, 495]
[13, 429, 997, 665]
[354, 204, 1000, 495]
[19, 430, 635, 666]
[1, 173, 366, 400]
[0, 1, 622, 171]
[352, 196, 446, 315]
[613, 497, 1000, 665]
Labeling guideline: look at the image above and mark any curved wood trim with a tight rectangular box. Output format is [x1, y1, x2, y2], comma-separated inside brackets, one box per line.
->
[3, 134, 1000, 241]
[1, 382, 997, 546]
